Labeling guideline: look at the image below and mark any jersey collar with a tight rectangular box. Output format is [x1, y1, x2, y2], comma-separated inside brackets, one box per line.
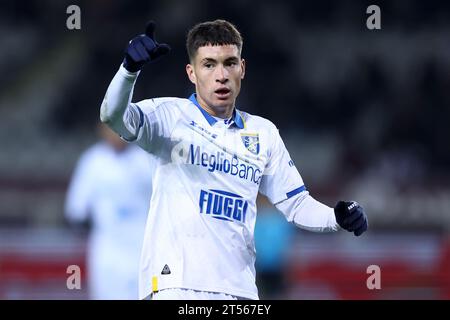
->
[189, 93, 245, 129]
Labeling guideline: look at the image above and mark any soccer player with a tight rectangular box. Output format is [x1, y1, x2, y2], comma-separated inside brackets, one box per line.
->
[100, 20, 368, 300]
[65, 123, 155, 299]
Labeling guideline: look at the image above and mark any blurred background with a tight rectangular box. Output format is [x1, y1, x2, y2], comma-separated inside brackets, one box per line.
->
[0, 0, 449, 299]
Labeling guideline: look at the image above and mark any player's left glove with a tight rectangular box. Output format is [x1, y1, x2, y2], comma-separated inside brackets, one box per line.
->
[334, 201, 368, 236]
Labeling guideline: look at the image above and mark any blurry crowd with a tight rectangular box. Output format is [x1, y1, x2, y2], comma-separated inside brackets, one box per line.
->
[1, 0, 450, 299]
[1, 1, 449, 199]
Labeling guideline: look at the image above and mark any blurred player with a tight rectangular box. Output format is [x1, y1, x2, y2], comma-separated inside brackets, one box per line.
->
[254, 195, 296, 299]
[65, 123, 155, 299]
[100, 20, 368, 300]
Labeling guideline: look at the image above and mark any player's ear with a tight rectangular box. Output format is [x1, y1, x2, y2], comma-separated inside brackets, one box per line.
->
[186, 64, 196, 85]
[240, 58, 246, 80]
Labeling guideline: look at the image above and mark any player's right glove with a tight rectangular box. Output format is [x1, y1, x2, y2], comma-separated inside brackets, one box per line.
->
[334, 201, 368, 236]
[123, 21, 171, 72]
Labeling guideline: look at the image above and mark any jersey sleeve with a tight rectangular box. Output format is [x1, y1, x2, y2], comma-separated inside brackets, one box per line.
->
[259, 127, 306, 205]
[274, 191, 339, 232]
[100, 65, 180, 154]
[259, 127, 339, 232]
[122, 98, 180, 154]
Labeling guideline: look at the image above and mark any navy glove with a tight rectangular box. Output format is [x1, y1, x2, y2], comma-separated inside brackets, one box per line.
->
[123, 21, 171, 72]
[334, 201, 368, 236]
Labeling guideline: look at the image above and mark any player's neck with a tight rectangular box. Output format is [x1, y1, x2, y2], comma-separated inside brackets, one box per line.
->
[196, 95, 234, 119]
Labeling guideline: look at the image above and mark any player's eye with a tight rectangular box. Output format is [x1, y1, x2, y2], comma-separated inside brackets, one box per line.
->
[204, 63, 214, 69]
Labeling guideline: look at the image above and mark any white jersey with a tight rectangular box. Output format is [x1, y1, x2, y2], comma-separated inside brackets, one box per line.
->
[65, 142, 155, 299]
[101, 65, 339, 300]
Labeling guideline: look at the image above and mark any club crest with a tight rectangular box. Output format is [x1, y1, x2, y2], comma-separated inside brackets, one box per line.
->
[241, 133, 260, 155]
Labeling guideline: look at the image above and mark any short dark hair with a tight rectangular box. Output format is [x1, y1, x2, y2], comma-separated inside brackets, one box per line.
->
[186, 19, 243, 62]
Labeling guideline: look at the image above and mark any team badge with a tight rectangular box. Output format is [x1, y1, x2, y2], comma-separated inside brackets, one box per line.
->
[241, 133, 260, 155]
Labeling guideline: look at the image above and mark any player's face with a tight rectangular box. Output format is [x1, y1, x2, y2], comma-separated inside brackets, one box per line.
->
[186, 44, 245, 117]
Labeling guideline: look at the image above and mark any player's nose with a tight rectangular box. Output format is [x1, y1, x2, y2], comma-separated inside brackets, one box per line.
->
[215, 65, 228, 83]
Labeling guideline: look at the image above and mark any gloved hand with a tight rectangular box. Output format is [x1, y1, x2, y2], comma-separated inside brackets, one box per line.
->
[123, 21, 171, 72]
[334, 201, 368, 236]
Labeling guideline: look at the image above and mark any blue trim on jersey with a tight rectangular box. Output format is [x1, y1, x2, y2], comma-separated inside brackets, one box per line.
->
[189, 93, 217, 126]
[286, 185, 306, 199]
[188, 93, 245, 129]
[234, 110, 245, 129]
[119, 105, 144, 142]
[137, 105, 144, 128]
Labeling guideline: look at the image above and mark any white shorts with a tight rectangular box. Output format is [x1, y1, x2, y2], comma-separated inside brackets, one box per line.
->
[150, 288, 248, 300]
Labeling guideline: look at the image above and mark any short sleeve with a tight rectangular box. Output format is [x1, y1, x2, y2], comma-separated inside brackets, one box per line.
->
[259, 128, 306, 205]
[123, 98, 180, 154]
